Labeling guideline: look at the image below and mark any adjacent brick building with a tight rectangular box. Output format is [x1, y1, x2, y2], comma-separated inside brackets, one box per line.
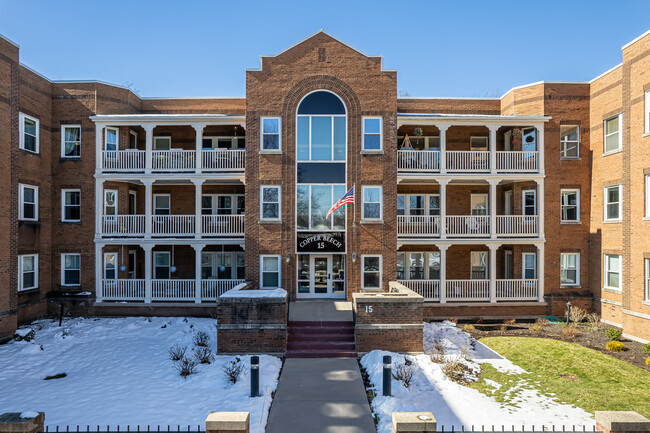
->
[1, 30, 649, 344]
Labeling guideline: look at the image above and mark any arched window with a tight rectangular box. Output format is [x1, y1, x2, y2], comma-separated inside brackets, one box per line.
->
[296, 91, 346, 161]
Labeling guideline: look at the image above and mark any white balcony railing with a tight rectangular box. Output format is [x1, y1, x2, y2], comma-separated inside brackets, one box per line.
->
[101, 279, 146, 301]
[102, 215, 146, 236]
[398, 279, 440, 301]
[397, 150, 440, 172]
[202, 149, 245, 171]
[151, 279, 195, 301]
[446, 216, 490, 237]
[101, 150, 146, 171]
[202, 215, 245, 236]
[446, 151, 490, 172]
[496, 279, 538, 300]
[152, 150, 196, 171]
[201, 279, 246, 300]
[496, 151, 538, 172]
[446, 279, 490, 301]
[496, 215, 538, 237]
[397, 215, 440, 237]
[151, 215, 195, 236]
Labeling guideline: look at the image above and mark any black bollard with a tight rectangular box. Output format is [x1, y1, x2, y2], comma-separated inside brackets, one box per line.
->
[382, 355, 392, 396]
[250, 355, 260, 397]
[59, 302, 64, 327]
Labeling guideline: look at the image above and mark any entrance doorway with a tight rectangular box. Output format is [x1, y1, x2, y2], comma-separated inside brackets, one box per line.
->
[297, 254, 345, 299]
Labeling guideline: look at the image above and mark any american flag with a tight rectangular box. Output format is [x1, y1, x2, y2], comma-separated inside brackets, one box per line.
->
[326, 186, 354, 219]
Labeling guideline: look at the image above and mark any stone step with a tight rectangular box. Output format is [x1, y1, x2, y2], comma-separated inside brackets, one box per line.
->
[287, 340, 356, 351]
[288, 320, 354, 327]
[285, 349, 358, 358]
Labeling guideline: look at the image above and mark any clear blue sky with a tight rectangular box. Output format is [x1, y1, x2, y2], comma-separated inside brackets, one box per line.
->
[1, 0, 649, 98]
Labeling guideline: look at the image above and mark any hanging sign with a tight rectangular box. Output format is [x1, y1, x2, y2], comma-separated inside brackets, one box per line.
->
[296, 232, 345, 253]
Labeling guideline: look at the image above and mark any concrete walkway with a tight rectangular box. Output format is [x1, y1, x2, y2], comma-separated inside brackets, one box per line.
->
[265, 358, 376, 433]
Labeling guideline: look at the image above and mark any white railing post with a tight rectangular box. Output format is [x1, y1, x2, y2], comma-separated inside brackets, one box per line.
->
[439, 244, 449, 303]
[192, 123, 206, 173]
[489, 125, 499, 174]
[96, 179, 104, 238]
[95, 243, 103, 302]
[143, 179, 153, 238]
[489, 179, 498, 239]
[437, 124, 449, 174]
[489, 244, 498, 303]
[192, 179, 204, 238]
[536, 179, 544, 239]
[95, 123, 104, 171]
[439, 179, 449, 239]
[143, 244, 153, 303]
[143, 124, 155, 174]
[537, 124, 545, 175]
[537, 242, 545, 302]
[192, 244, 204, 303]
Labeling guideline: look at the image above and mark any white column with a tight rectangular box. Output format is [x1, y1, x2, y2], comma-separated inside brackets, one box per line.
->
[143, 244, 153, 303]
[489, 180, 498, 239]
[489, 125, 500, 174]
[192, 244, 204, 303]
[95, 179, 104, 238]
[439, 244, 449, 303]
[95, 243, 103, 303]
[192, 123, 206, 173]
[191, 179, 204, 238]
[537, 124, 545, 175]
[536, 179, 545, 238]
[537, 242, 545, 302]
[489, 244, 498, 303]
[437, 124, 449, 174]
[143, 179, 154, 237]
[439, 179, 449, 239]
[143, 124, 155, 174]
[95, 123, 104, 171]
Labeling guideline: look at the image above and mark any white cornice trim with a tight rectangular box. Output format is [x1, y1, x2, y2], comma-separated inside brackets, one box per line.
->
[0, 32, 19, 48]
[589, 63, 623, 84]
[622, 29, 650, 50]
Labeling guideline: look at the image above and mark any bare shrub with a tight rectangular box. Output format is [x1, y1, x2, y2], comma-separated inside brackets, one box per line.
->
[586, 313, 601, 330]
[459, 345, 471, 361]
[193, 346, 214, 364]
[442, 358, 475, 385]
[448, 317, 458, 325]
[392, 359, 416, 388]
[504, 318, 516, 326]
[462, 324, 476, 331]
[223, 357, 244, 384]
[429, 338, 447, 363]
[535, 318, 549, 327]
[174, 356, 198, 378]
[568, 306, 588, 324]
[530, 325, 543, 333]
[169, 344, 188, 361]
[499, 324, 508, 332]
[561, 325, 579, 339]
[193, 331, 210, 347]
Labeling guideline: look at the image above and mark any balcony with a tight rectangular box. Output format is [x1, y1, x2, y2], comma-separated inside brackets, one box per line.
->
[100, 149, 245, 173]
[100, 278, 245, 302]
[100, 214, 245, 238]
[398, 278, 539, 302]
[397, 150, 539, 174]
[397, 215, 539, 238]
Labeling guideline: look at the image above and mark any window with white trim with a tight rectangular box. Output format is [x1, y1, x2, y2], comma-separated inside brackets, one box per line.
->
[523, 190, 537, 216]
[62, 189, 81, 222]
[362, 255, 382, 290]
[522, 253, 537, 279]
[646, 175, 650, 218]
[560, 253, 580, 286]
[153, 252, 170, 279]
[561, 189, 580, 222]
[19, 184, 38, 221]
[645, 90, 650, 134]
[604, 185, 622, 221]
[61, 125, 81, 158]
[560, 125, 579, 158]
[260, 255, 281, 289]
[362, 186, 382, 220]
[153, 194, 170, 216]
[61, 253, 81, 286]
[261, 117, 281, 151]
[604, 254, 621, 291]
[604, 115, 622, 154]
[645, 258, 650, 301]
[105, 127, 118, 151]
[362, 117, 382, 151]
[19, 113, 39, 153]
[153, 136, 171, 150]
[396, 252, 440, 280]
[18, 254, 38, 291]
[260, 186, 280, 220]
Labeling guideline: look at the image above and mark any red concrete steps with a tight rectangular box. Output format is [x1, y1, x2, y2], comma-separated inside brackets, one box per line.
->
[286, 320, 357, 358]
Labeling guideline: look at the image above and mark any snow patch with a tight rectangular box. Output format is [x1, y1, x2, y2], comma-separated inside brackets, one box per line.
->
[15, 328, 33, 337]
[20, 411, 40, 419]
[220, 286, 287, 298]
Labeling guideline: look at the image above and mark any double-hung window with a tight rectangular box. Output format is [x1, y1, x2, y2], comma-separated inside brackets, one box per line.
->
[261, 117, 281, 151]
[18, 254, 38, 291]
[105, 128, 118, 151]
[645, 90, 650, 134]
[61, 253, 81, 286]
[260, 255, 281, 289]
[604, 185, 622, 221]
[560, 125, 579, 158]
[62, 189, 81, 222]
[560, 253, 580, 286]
[362, 186, 382, 220]
[20, 113, 39, 153]
[396, 252, 440, 280]
[604, 254, 621, 291]
[260, 186, 281, 221]
[62, 125, 81, 158]
[361, 255, 382, 290]
[561, 189, 580, 222]
[646, 175, 650, 218]
[604, 115, 622, 154]
[645, 259, 650, 301]
[362, 117, 382, 151]
[19, 184, 38, 221]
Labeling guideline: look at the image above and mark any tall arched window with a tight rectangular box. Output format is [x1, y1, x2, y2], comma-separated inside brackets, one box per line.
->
[296, 90, 346, 161]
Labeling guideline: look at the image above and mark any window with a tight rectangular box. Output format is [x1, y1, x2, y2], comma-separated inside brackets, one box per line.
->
[61, 125, 81, 158]
[18, 254, 38, 291]
[522, 128, 537, 152]
[647, 175, 650, 218]
[153, 252, 170, 279]
[362, 186, 382, 220]
[604, 115, 622, 154]
[128, 250, 137, 279]
[471, 252, 488, 279]
[523, 190, 536, 216]
[19, 184, 38, 221]
[296, 91, 346, 161]
[604, 185, 622, 221]
[560, 125, 579, 158]
[522, 253, 537, 279]
[153, 194, 170, 215]
[604, 254, 621, 291]
[470, 136, 488, 150]
[471, 194, 488, 216]
[260, 186, 281, 220]
[19, 113, 39, 153]
[105, 128, 118, 151]
[297, 184, 346, 230]
[645, 259, 650, 301]
[362, 117, 382, 151]
[362, 255, 382, 290]
[153, 136, 171, 150]
[561, 189, 580, 222]
[61, 253, 81, 286]
[202, 252, 245, 280]
[261, 117, 281, 151]
[129, 131, 138, 149]
[646, 90, 650, 134]
[104, 253, 117, 280]
[560, 253, 580, 286]
[129, 191, 137, 215]
[104, 190, 117, 216]
[62, 189, 81, 222]
[396, 252, 440, 280]
[260, 255, 281, 289]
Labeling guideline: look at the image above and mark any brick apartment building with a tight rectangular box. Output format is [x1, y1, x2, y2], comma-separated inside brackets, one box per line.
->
[1, 30, 649, 344]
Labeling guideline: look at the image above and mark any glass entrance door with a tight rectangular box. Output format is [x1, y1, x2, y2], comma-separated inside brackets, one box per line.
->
[313, 256, 329, 295]
[296, 254, 346, 299]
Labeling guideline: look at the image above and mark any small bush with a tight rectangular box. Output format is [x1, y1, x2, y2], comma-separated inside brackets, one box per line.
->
[193, 331, 210, 347]
[534, 318, 549, 327]
[462, 324, 475, 331]
[175, 356, 198, 378]
[392, 359, 416, 388]
[429, 338, 447, 364]
[223, 357, 244, 384]
[442, 359, 475, 385]
[504, 318, 516, 326]
[530, 325, 543, 333]
[14, 329, 35, 342]
[604, 328, 622, 341]
[561, 325, 579, 339]
[645, 357, 650, 366]
[193, 346, 214, 364]
[642, 343, 650, 356]
[168, 344, 187, 361]
[448, 317, 458, 325]
[498, 324, 508, 332]
[568, 306, 588, 324]
[606, 341, 625, 352]
[586, 313, 601, 330]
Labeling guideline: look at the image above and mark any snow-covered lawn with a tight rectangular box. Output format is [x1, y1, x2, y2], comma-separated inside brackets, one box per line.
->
[0, 317, 281, 433]
[361, 321, 595, 433]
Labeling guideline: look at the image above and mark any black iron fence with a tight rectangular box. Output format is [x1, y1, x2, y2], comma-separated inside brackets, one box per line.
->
[43, 426, 204, 433]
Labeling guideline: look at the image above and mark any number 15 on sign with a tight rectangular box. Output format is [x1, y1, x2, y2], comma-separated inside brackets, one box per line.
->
[365, 305, 373, 313]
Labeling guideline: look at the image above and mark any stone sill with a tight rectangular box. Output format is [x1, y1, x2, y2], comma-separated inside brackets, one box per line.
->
[560, 157, 581, 161]
[425, 301, 547, 307]
[360, 219, 383, 224]
[602, 220, 622, 224]
[560, 221, 581, 225]
[602, 149, 622, 157]
[360, 150, 384, 155]
[17, 288, 40, 296]
[259, 219, 282, 224]
[259, 150, 282, 155]
[602, 287, 623, 294]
